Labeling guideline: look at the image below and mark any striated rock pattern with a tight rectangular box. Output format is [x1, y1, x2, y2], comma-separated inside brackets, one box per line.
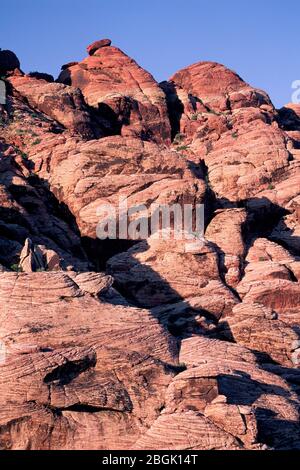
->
[0, 272, 178, 450]
[57, 45, 171, 143]
[9, 75, 95, 139]
[0, 41, 299, 450]
[23, 136, 206, 240]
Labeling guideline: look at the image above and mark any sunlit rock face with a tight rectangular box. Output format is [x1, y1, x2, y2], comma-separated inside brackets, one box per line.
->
[0, 42, 300, 450]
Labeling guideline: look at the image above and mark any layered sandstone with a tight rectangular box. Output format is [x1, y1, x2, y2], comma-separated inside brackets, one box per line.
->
[0, 41, 299, 450]
[58, 44, 171, 143]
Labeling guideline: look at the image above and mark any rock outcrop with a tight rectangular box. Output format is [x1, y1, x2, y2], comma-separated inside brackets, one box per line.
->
[87, 38, 112, 55]
[0, 50, 20, 75]
[107, 236, 237, 317]
[0, 272, 178, 450]
[162, 61, 292, 204]
[0, 42, 299, 450]
[58, 44, 171, 143]
[19, 135, 206, 240]
[9, 75, 95, 139]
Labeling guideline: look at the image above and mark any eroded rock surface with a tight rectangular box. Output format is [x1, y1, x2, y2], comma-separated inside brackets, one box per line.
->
[0, 272, 178, 450]
[58, 45, 171, 143]
[0, 42, 299, 450]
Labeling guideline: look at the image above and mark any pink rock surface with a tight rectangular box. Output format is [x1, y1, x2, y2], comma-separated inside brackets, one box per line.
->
[0, 42, 300, 450]
[87, 38, 112, 55]
[58, 45, 171, 143]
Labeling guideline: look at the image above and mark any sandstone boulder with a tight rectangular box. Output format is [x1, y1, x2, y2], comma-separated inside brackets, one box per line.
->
[163, 61, 292, 203]
[221, 302, 300, 367]
[107, 236, 238, 325]
[87, 38, 112, 55]
[205, 208, 247, 287]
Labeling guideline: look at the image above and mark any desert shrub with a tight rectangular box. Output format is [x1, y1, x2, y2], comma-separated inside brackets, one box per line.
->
[10, 263, 22, 272]
[173, 133, 185, 145]
[177, 145, 189, 151]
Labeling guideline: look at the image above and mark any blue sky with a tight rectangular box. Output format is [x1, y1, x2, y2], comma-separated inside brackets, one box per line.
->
[1, 0, 299, 107]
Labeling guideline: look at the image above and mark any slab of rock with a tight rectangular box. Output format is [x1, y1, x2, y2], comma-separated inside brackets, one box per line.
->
[19, 240, 62, 272]
[134, 411, 242, 450]
[180, 336, 258, 367]
[87, 39, 112, 55]
[237, 278, 300, 324]
[206, 208, 247, 287]
[68, 271, 113, 296]
[245, 238, 300, 280]
[221, 302, 300, 367]
[19, 238, 45, 272]
[0, 272, 178, 450]
[107, 237, 236, 313]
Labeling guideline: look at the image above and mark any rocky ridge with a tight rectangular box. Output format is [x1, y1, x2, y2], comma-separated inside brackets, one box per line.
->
[0, 39, 300, 450]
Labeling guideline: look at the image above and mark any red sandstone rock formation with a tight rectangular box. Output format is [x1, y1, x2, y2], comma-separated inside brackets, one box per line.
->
[87, 38, 112, 55]
[0, 42, 299, 450]
[57, 44, 171, 143]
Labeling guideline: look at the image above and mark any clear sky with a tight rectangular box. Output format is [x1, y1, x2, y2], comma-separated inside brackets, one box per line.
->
[1, 0, 299, 108]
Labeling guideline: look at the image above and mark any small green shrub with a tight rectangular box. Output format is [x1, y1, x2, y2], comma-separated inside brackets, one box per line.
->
[207, 108, 221, 116]
[20, 151, 28, 160]
[10, 263, 22, 272]
[173, 133, 185, 145]
[177, 145, 189, 151]
[232, 131, 238, 139]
